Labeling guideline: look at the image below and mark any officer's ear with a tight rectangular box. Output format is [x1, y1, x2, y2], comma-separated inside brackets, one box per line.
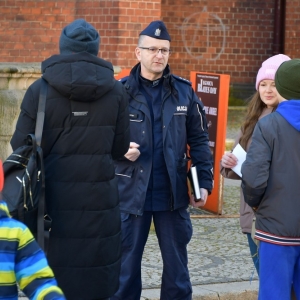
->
[135, 47, 142, 61]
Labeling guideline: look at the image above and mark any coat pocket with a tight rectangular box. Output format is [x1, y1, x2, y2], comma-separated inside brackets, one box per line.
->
[115, 164, 135, 178]
[129, 110, 144, 122]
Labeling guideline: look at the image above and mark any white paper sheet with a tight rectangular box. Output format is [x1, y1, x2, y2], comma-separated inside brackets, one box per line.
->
[231, 143, 247, 177]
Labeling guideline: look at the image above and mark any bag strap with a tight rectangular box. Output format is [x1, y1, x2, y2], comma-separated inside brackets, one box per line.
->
[35, 78, 47, 251]
[37, 147, 46, 251]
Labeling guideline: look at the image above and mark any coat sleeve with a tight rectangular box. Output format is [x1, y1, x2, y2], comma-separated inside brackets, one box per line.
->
[16, 225, 66, 299]
[10, 81, 40, 150]
[241, 121, 271, 207]
[111, 85, 130, 160]
[187, 89, 213, 193]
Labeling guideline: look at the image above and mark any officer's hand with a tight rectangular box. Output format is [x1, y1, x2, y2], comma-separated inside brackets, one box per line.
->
[124, 142, 140, 161]
[189, 188, 208, 208]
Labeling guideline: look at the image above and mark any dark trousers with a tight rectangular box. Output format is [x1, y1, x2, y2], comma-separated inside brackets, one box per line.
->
[112, 209, 193, 300]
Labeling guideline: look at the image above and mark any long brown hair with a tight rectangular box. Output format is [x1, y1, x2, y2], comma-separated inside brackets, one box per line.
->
[239, 91, 276, 150]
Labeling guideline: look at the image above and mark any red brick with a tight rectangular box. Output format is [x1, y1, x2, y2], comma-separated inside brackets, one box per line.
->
[0, 0, 298, 86]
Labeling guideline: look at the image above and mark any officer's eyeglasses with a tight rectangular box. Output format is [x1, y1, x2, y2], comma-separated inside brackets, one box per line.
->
[139, 47, 171, 56]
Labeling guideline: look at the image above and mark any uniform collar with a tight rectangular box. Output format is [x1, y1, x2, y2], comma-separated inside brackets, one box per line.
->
[125, 63, 173, 97]
[139, 74, 163, 87]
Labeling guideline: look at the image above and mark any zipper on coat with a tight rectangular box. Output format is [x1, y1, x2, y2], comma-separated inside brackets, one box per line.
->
[160, 90, 171, 131]
[161, 89, 173, 211]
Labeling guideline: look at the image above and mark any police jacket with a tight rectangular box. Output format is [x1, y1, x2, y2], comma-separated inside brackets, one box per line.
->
[115, 63, 213, 215]
[242, 101, 300, 245]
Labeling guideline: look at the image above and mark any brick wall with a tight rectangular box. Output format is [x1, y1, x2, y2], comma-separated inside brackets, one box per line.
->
[0, 0, 161, 69]
[0, 0, 299, 88]
[0, 1, 75, 62]
[112, 0, 161, 69]
[164, 0, 276, 85]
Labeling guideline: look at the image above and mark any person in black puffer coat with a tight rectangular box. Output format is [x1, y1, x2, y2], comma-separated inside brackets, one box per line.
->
[10, 19, 130, 300]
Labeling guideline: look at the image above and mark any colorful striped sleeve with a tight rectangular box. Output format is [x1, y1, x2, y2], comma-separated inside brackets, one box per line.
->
[0, 219, 24, 299]
[13, 221, 66, 299]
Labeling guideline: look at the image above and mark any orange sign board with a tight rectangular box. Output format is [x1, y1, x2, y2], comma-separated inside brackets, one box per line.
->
[190, 71, 230, 214]
[114, 68, 131, 80]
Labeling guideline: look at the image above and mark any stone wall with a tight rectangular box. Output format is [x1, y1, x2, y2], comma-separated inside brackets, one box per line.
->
[0, 63, 41, 161]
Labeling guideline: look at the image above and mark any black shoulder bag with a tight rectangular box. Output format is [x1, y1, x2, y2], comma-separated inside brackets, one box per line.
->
[2, 78, 49, 251]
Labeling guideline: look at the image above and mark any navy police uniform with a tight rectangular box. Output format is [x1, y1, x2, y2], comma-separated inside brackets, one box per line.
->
[112, 21, 213, 300]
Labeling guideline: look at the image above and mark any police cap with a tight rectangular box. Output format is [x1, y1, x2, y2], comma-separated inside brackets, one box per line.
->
[139, 20, 171, 42]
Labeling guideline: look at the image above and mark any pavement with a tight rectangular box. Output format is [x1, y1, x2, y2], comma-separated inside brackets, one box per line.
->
[19, 178, 259, 300]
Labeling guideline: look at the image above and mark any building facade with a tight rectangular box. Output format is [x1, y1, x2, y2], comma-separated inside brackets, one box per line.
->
[0, 0, 299, 98]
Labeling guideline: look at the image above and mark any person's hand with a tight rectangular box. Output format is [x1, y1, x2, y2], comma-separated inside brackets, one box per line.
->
[124, 142, 140, 161]
[221, 152, 238, 169]
[189, 188, 208, 208]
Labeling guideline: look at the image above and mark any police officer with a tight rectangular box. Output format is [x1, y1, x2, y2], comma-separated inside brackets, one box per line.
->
[112, 20, 213, 300]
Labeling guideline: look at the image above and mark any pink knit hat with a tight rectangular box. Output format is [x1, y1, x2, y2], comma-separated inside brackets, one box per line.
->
[255, 54, 291, 90]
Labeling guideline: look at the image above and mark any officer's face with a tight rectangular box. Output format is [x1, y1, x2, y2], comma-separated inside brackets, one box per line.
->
[135, 36, 170, 81]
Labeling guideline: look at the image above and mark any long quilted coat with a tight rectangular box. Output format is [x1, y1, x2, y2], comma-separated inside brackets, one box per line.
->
[10, 52, 130, 299]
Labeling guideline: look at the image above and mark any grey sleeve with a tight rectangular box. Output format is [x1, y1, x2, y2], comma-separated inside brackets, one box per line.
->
[241, 121, 271, 207]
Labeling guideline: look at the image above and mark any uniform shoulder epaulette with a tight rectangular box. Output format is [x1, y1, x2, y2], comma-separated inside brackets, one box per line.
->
[119, 76, 129, 84]
[172, 74, 192, 86]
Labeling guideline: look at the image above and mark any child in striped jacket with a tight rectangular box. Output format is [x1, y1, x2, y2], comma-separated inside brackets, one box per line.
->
[0, 162, 65, 300]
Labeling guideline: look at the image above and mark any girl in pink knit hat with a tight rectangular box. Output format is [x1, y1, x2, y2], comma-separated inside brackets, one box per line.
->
[220, 53, 290, 275]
